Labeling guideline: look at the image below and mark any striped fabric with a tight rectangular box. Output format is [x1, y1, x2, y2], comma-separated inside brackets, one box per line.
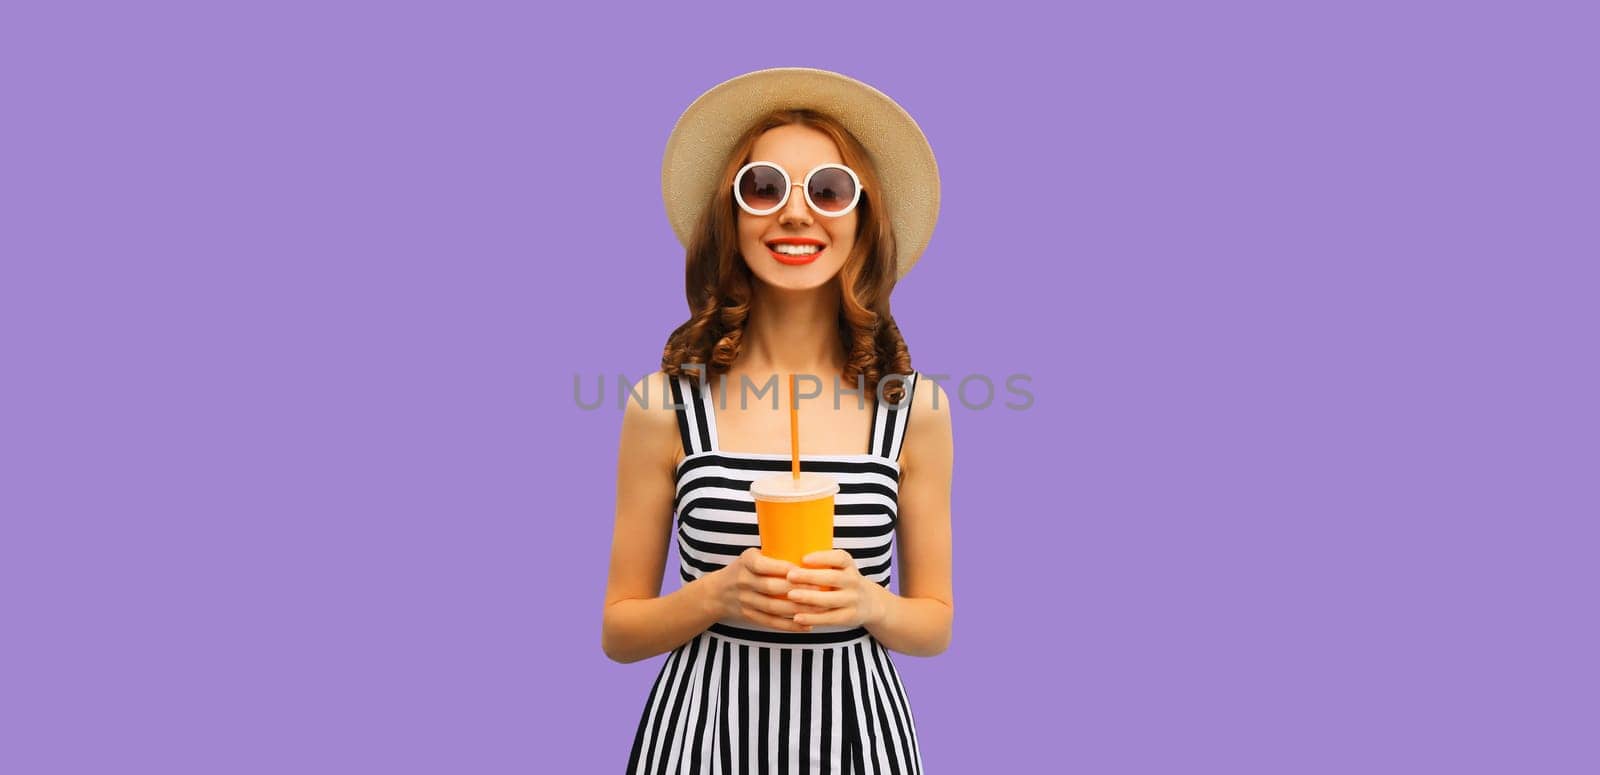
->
[627, 372, 924, 775]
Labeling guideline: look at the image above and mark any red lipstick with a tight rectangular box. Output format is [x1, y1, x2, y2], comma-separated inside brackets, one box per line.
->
[765, 237, 827, 267]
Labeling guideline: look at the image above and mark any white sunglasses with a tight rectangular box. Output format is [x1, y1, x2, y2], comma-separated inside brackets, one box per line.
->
[732, 161, 865, 218]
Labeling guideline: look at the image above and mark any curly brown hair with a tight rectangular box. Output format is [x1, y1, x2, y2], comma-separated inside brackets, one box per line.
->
[660, 108, 912, 405]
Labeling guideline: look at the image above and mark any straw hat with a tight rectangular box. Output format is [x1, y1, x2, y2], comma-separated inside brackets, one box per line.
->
[661, 67, 941, 280]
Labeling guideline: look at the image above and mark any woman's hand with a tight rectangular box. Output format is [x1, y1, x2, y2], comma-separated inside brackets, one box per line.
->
[784, 550, 887, 629]
[707, 548, 829, 632]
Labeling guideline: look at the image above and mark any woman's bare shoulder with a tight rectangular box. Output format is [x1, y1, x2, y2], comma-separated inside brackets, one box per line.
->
[902, 372, 953, 471]
[621, 370, 686, 470]
[910, 372, 951, 419]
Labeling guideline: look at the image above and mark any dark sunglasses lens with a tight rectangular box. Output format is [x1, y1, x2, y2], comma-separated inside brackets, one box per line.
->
[808, 168, 857, 213]
[738, 165, 787, 210]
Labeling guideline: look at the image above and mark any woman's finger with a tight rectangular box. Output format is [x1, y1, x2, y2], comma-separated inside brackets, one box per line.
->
[793, 607, 856, 627]
[801, 549, 855, 569]
[749, 574, 792, 597]
[740, 606, 812, 632]
[786, 588, 854, 609]
[786, 568, 849, 588]
[739, 590, 818, 619]
[745, 552, 797, 578]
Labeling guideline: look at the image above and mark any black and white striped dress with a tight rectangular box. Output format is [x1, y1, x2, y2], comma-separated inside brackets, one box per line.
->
[626, 372, 925, 775]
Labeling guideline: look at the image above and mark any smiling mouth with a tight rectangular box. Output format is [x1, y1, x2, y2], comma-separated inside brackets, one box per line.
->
[766, 242, 825, 265]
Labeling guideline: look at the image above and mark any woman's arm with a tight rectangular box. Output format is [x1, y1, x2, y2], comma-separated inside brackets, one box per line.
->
[866, 376, 955, 656]
[786, 376, 955, 656]
[600, 372, 722, 664]
[601, 372, 820, 663]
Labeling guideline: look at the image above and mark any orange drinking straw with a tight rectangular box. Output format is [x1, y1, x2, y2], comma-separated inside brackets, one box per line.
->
[789, 373, 800, 480]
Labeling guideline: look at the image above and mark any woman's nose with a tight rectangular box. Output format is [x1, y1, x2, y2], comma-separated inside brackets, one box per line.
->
[778, 183, 812, 225]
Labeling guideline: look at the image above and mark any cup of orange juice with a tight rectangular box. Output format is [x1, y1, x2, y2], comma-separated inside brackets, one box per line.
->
[750, 472, 837, 569]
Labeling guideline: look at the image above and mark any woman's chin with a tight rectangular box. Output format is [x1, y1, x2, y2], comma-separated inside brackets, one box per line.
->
[751, 270, 835, 293]
[746, 258, 842, 292]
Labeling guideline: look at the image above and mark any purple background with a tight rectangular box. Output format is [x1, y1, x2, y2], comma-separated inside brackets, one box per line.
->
[3, 2, 1596, 773]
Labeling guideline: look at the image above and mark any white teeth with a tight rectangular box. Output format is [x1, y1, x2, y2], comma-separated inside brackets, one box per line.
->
[771, 243, 821, 255]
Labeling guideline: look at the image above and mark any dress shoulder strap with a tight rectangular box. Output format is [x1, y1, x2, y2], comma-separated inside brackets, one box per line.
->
[866, 371, 919, 463]
[668, 374, 716, 456]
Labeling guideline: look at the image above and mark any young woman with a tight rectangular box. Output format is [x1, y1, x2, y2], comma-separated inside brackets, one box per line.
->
[602, 67, 953, 775]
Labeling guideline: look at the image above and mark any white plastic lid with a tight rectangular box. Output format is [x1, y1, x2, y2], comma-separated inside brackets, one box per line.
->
[748, 472, 839, 502]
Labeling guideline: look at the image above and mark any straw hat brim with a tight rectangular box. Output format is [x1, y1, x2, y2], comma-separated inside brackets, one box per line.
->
[661, 67, 940, 281]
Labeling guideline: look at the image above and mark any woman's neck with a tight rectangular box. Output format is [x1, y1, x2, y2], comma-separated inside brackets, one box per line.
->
[738, 279, 846, 379]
